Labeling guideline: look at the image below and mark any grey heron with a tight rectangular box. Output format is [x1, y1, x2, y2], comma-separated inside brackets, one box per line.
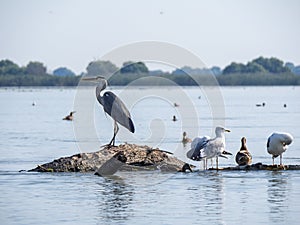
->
[82, 76, 135, 146]
[186, 127, 232, 170]
[235, 137, 252, 166]
[267, 132, 293, 165]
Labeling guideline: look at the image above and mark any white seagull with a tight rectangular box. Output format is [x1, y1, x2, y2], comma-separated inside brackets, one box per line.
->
[186, 126, 232, 170]
[186, 135, 210, 159]
[267, 132, 293, 165]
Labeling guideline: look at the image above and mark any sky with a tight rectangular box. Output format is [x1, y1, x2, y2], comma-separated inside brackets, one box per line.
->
[0, 0, 299, 74]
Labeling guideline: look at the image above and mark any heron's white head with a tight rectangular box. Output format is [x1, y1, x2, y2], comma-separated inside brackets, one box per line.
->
[82, 76, 108, 95]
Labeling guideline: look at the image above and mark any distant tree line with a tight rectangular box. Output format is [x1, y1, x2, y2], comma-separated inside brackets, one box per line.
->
[0, 59, 79, 86]
[84, 57, 300, 86]
[0, 56, 300, 86]
[223, 57, 290, 74]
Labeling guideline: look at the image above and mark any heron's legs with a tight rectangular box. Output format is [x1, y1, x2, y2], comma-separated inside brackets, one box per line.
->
[108, 121, 119, 146]
[272, 156, 275, 165]
[216, 156, 219, 170]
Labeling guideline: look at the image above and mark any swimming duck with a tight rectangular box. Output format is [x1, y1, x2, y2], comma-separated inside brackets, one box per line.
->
[256, 102, 266, 107]
[182, 132, 192, 144]
[63, 111, 76, 121]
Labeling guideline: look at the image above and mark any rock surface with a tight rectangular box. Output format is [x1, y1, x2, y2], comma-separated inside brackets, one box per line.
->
[29, 143, 191, 173]
[28, 144, 300, 173]
[209, 163, 300, 171]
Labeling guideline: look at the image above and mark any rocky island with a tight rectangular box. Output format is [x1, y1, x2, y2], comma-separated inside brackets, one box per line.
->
[29, 143, 193, 174]
[28, 143, 300, 175]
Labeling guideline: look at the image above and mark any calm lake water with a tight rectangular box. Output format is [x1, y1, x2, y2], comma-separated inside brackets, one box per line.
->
[0, 86, 300, 225]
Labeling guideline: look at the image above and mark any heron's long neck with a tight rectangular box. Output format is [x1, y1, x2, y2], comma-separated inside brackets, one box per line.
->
[96, 86, 105, 106]
[96, 80, 107, 95]
[96, 86, 103, 98]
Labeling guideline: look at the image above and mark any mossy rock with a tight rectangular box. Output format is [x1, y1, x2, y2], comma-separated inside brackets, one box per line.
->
[29, 143, 191, 173]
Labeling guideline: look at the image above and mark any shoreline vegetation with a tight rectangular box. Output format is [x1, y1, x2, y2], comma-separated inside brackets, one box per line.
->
[1, 56, 300, 86]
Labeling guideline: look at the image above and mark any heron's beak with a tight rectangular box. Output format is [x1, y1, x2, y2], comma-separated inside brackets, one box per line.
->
[82, 77, 96, 81]
[225, 129, 231, 132]
[219, 155, 228, 159]
[82, 76, 105, 81]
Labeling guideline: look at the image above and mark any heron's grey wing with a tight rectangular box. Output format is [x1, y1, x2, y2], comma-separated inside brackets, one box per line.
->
[98, 91, 135, 133]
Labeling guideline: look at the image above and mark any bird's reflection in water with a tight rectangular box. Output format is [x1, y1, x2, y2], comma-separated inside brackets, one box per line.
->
[267, 171, 289, 224]
[96, 176, 134, 223]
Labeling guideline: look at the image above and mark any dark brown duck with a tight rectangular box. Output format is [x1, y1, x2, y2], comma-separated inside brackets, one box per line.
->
[235, 137, 252, 166]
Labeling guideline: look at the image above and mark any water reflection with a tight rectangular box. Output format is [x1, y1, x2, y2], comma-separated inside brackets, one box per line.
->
[96, 176, 134, 223]
[192, 172, 225, 223]
[239, 179, 249, 205]
[267, 171, 289, 223]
